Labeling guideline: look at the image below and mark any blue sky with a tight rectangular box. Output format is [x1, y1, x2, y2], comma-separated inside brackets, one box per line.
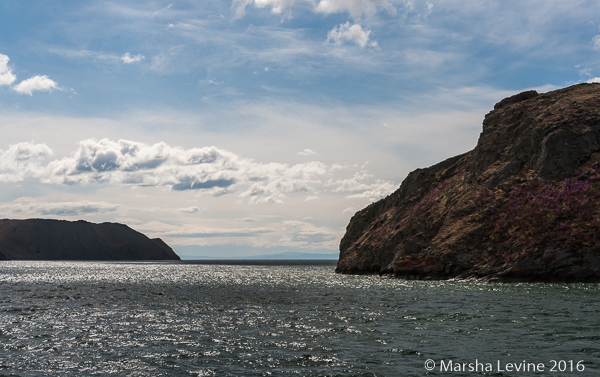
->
[1, 0, 599, 257]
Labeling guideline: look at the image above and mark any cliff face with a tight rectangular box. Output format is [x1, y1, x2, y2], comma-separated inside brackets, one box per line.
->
[337, 83, 600, 282]
[0, 219, 180, 261]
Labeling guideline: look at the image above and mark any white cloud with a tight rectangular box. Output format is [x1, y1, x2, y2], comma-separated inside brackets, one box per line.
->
[586, 77, 600, 83]
[13, 75, 58, 95]
[232, 0, 296, 18]
[164, 226, 274, 238]
[342, 206, 355, 214]
[0, 199, 120, 216]
[329, 171, 397, 201]
[153, 3, 173, 16]
[0, 138, 396, 205]
[592, 35, 600, 51]
[305, 195, 318, 201]
[344, 183, 395, 201]
[297, 148, 318, 156]
[315, 0, 396, 19]
[233, 0, 396, 19]
[326, 22, 377, 47]
[121, 52, 146, 64]
[253, 0, 296, 14]
[180, 206, 200, 213]
[47, 47, 120, 62]
[579, 66, 592, 77]
[424, 2, 433, 17]
[0, 142, 53, 182]
[0, 53, 17, 87]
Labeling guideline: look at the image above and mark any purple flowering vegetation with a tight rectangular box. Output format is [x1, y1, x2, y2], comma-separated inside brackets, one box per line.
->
[414, 176, 458, 212]
[474, 170, 600, 250]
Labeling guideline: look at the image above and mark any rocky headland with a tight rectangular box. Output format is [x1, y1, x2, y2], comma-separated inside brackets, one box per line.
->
[337, 83, 600, 282]
[0, 219, 180, 260]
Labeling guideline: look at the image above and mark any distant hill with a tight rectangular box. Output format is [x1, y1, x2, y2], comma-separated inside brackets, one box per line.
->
[0, 219, 180, 260]
[337, 84, 600, 282]
[180, 251, 339, 260]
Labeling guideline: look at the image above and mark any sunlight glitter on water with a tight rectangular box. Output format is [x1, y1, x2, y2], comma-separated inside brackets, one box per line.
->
[0, 261, 598, 376]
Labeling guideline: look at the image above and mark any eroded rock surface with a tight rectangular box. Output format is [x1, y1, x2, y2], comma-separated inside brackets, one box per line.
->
[0, 219, 180, 260]
[337, 83, 600, 282]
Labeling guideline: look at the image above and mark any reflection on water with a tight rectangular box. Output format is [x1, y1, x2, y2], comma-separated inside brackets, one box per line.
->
[0, 261, 598, 376]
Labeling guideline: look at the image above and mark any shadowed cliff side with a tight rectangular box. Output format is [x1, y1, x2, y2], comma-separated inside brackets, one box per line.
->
[337, 83, 600, 282]
[0, 219, 180, 260]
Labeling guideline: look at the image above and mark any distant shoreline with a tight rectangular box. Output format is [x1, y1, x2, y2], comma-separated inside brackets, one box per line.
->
[177, 251, 339, 261]
[0, 259, 338, 266]
[177, 259, 338, 266]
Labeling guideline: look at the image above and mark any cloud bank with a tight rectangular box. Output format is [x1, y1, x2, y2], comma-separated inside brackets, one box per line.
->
[0, 200, 120, 216]
[0, 139, 396, 204]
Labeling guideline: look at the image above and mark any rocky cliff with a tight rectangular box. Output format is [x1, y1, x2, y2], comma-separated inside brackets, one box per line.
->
[0, 219, 180, 260]
[337, 83, 600, 282]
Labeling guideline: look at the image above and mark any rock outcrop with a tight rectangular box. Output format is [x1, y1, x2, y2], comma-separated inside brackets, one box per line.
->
[337, 83, 600, 282]
[0, 219, 180, 260]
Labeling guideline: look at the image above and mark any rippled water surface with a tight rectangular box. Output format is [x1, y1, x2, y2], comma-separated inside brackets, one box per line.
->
[0, 261, 598, 376]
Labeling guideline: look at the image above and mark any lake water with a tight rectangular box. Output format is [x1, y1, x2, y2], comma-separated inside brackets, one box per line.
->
[0, 261, 598, 376]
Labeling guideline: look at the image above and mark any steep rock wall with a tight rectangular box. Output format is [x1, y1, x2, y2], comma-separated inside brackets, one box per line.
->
[337, 83, 600, 282]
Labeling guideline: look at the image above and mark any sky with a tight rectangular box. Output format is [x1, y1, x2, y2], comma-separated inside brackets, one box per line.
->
[1, 0, 599, 258]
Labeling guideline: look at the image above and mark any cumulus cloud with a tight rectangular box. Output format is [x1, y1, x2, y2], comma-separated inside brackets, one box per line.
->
[0, 200, 120, 216]
[0, 142, 53, 182]
[38, 138, 332, 204]
[13, 75, 58, 95]
[329, 171, 397, 201]
[0, 139, 396, 204]
[0, 53, 17, 87]
[326, 22, 377, 47]
[233, 0, 396, 19]
[297, 148, 318, 156]
[121, 52, 146, 64]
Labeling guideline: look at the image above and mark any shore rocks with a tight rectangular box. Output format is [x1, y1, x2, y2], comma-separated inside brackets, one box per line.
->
[337, 83, 600, 282]
[0, 219, 180, 260]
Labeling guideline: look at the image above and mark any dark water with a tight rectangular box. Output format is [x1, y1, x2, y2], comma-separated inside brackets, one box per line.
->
[0, 261, 598, 376]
